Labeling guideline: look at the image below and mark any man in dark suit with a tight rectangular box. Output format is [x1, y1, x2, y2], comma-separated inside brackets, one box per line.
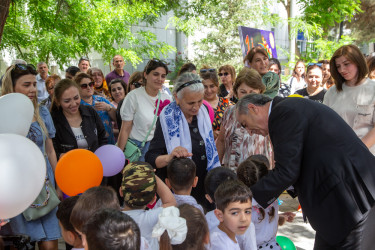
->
[236, 94, 375, 249]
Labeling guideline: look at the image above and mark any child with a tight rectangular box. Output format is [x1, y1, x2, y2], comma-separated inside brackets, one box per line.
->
[208, 179, 253, 250]
[155, 204, 209, 250]
[204, 167, 257, 250]
[153, 158, 204, 213]
[82, 208, 141, 250]
[70, 186, 121, 234]
[121, 161, 176, 250]
[237, 154, 294, 250]
[56, 196, 83, 250]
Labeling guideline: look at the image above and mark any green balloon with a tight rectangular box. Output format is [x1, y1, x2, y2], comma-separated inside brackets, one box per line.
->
[276, 235, 297, 250]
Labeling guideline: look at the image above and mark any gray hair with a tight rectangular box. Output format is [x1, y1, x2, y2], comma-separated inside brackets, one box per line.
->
[37, 62, 47, 67]
[173, 72, 204, 99]
[236, 93, 272, 115]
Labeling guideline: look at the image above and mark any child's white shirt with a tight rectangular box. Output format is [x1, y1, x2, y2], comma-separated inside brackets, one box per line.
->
[123, 207, 163, 250]
[208, 226, 240, 250]
[153, 194, 204, 214]
[252, 198, 281, 250]
[205, 210, 257, 250]
[141, 236, 150, 250]
[71, 248, 84, 250]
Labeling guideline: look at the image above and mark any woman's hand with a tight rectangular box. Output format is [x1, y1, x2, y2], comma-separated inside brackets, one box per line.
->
[170, 146, 193, 159]
[94, 101, 110, 111]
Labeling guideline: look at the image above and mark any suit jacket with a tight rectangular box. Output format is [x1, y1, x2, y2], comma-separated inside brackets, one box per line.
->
[251, 96, 375, 244]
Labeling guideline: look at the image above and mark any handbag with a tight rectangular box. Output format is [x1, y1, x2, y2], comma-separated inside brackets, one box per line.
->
[124, 91, 162, 162]
[22, 128, 60, 221]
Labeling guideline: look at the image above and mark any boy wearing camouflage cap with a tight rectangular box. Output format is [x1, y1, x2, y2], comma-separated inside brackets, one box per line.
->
[120, 161, 176, 250]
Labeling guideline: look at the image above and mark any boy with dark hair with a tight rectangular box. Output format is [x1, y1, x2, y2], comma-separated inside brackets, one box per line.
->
[82, 208, 141, 250]
[153, 158, 203, 213]
[121, 162, 176, 250]
[56, 196, 83, 250]
[70, 186, 121, 234]
[209, 180, 253, 250]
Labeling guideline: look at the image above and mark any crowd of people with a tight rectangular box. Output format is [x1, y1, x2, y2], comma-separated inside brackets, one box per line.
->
[0, 44, 375, 250]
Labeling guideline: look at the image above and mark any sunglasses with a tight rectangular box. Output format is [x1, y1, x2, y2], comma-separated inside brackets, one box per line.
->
[132, 82, 142, 88]
[218, 72, 229, 77]
[80, 82, 94, 89]
[200, 68, 216, 73]
[307, 63, 322, 67]
[13, 63, 36, 71]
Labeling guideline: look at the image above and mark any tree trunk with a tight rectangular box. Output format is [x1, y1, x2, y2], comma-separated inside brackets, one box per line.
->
[0, 0, 11, 46]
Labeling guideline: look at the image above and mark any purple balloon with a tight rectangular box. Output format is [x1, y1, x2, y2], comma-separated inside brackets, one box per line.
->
[94, 145, 126, 177]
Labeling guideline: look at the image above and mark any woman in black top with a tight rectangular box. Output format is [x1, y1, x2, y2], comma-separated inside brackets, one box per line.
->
[295, 64, 327, 103]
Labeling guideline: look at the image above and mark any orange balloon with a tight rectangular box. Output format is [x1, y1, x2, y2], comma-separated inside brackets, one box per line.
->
[56, 149, 103, 196]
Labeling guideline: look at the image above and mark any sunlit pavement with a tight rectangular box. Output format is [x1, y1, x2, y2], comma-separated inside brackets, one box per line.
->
[278, 193, 315, 250]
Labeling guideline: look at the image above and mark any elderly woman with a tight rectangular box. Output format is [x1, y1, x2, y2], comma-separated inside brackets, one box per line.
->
[75, 72, 116, 144]
[244, 46, 280, 98]
[2, 64, 61, 249]
[217, 67, 273, 172]
[324, 44, 375, 154]
[145, 73, 220, 208]
[88, 67, 111, 101]
[117, 59, 172, 161]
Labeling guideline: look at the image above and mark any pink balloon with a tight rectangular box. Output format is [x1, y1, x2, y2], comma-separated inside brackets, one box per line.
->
[95, 145, 125, 177]
[203, 100, 214, 123]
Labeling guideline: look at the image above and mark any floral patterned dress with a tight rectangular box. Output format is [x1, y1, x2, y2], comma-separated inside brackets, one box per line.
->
[212, 97, 232, 132]
[221, 105, 274, 172]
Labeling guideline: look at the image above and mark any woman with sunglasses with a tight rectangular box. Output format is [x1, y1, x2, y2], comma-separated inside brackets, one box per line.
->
[50, 79, 107, 159]
[244, 46, 280, 98]
[74, 72, 116, 145]
[218, 64, 237, 103]
[145, 72, 220, 210]
[200, 68, 232, 139]
[88, 67, 111, 101]
[117, 59, 172, 161]
[295, 64, 327, 103]
[2, 64, 61, 250]
[324, 44, 375, 154]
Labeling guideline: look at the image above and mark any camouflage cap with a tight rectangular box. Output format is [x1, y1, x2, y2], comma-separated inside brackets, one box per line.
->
[121, 161, 157, 208]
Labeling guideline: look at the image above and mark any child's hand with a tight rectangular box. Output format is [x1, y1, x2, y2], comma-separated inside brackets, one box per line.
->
[279, 212, 296, 224]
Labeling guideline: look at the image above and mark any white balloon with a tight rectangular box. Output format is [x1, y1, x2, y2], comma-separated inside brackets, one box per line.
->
[0, 93, 34, 136]
[0, 134, 46, 219]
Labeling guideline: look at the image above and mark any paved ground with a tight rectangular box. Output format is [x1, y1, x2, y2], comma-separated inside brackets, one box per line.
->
[278, 193, 315, 250]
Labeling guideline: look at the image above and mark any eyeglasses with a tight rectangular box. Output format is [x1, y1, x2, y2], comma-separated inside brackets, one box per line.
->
[218, 72, 229, 77]
[307, 63, 322, 67]
[132, 82, 142, 88]
[80, 82, 94, 89]
[200, 68, 216, 73]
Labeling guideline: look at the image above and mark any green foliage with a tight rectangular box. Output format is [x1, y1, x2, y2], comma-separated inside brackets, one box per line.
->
[1, 0, 178, 68]
[345, 0, 375, 43]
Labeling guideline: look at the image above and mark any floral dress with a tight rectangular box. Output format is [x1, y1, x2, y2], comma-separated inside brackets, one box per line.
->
[221, 105, 274, 172]
[212, 97, 232, 132]
[9, 106, 61, 242]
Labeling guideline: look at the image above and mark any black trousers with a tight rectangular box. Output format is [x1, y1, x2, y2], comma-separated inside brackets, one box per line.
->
[313, 205, 375, 250]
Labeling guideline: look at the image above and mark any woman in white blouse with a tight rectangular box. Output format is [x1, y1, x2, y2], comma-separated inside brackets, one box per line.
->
[117, 59, 172, 161]
[324, 44, 375, 154]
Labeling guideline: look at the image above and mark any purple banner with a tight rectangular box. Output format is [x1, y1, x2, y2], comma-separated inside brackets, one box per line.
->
[238, 26, 277, 59]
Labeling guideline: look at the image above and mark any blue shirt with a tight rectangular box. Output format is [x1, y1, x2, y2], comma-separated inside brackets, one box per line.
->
[81, 95, 115, 144]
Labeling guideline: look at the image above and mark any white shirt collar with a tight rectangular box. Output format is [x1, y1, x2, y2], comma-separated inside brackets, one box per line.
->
[268, 100, 273, 117]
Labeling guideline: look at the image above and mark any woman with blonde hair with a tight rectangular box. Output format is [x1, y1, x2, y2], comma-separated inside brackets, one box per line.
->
[216, 67, 273, 171]
[1, 64, 61, 250]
